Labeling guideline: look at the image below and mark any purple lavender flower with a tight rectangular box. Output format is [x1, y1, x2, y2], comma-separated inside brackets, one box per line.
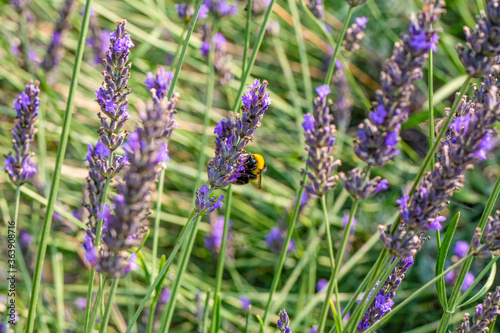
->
[307, 0, 324, 20]
[4, 81, 40, 186]
[343, 214, 357, 234]
[381, 77, 499, 256]
[200, 23, 212, 57]
[239, 296, 251, 312]
[200, 40, 211, 57]
[339, 169, 388, 200]
[265, 227, 296, 254]
[42, 0, 75, 70]
[91, 89, 179, 278]
[354, 1, 445, 167]
[145, 67, 174, 99]
[454, 286, 500, 332]
[205, 216, 232, 255]
[458, 1, 500, 77]
[343, 17, 368, 52]
[213, 32, 234, 86]
[472, 210, 500, 257]
[251, 0, 271, 16]
[309, 326, 318, 333]
[176, 2, 209, 22]
[302, 85, 341, 196]
[204, 0, 238, 17]
[94, 20, 134, 153]
[277, 309, 292, 333]
[357, 257, 413, 332]
[195, 185, 224, 214]
[316, 279, 328, 292]
[455, 241, 470, 258]
[74, 298, 87, 309]
[207, 79, 270, 190]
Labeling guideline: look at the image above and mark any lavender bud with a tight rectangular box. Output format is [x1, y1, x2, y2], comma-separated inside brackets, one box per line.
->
[204, 0, 238, 17]
[250, 0, 271, 16]
[354, 1, 445, 167]
[302, 85, 341, 197]
[4, 81, 40, 186]
[453, 286, 500, 332]
[339, 168, 388, 200]
[213, 33, 234, 86]
[332, 60, 353, 129]
[472, 211, 500, 257]
[145, 67, 174, 99]
[344, 17, 369, 52]
[307, 0, 325, 20]
[205, 215, 232, 256]
[239, 296, 252, 312]
[457, 0, 500, 77]
[42, 0, 76, 70]
[176, 2, 209, 23]
[277, 309, 292, 333]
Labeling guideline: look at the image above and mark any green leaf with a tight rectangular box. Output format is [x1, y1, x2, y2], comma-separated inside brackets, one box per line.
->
[457, 257, 498, 308]
[435, 212, 460, 309]
[137, 251, 151, 285]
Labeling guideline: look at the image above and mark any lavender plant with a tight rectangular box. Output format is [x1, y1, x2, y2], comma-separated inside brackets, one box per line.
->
[42, 0, 76, 71]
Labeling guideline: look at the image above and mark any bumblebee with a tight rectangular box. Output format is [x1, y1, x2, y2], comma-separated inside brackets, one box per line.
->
[235, 153, 266, 189]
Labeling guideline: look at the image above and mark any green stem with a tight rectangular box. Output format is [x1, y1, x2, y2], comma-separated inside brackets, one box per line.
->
[242, 0, 252, 76]
[287, 0, 313, 115]
[365, 255, 471, 333]
[170, 23, 189, 72]
[317, 196, 343, 333]
[231, 0, 277, 113]
[87, 278, 107, 333]
[323, 7, 354, 86]
[99, 279, 119, 333]
[157, 20, 218, 333]
[151, 168, 166, 283]
[4, 186, 21, 331]
[428, 50, 435, 171]
[261, 173, 307, 327]
[210, 184, 234, 333]
[125, 210, 202, 332]
[202, 290, 212, 333]
[168, 0, 204, 101]
[25, 2, 93, 331]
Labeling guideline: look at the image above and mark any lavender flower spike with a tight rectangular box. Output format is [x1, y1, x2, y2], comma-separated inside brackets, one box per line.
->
[4, 81, 40, 186]
[95, 20, 134, 152]
[145, 67, 174, 99]
[302, 85, 341, 197]
[214, 33, 234, 86]
[307, 0, 325, 20]
[354, 1, 445, 167]
[204, 0, 238, 17]
[93, 90, 180, 278]
[472, 210, 500, 257]
[358, 257, 414, 332]
[454, 286, 500, 332]
[176, 2, 209, 22]
[344, 17, 369, 52]
[457, 0, 500, 77]
[381, 75, 499, 257]
[42, 0, 76, 70]
[277, 309, 292, 333]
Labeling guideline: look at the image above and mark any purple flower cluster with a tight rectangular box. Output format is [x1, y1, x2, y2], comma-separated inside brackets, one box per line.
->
[176, 2, 209, 22]
[89, 90, 180, 278]
[94, 20, 134, 152]
[200, 24, 212, 57]
[145, 67, 174, 99]
[445, 242, 475, 292]
[239, 296, 251, 312]
[277, 309, 292, 333]
[343, 17, 368, 52]
[4, 81, 39, 186]
[265, 227, 297, 254]
[207, 79, 270, 189]
[454, 286, 500, 332]
[380, 75, 500, 257]
[307, 0, 325, 20]
[472, 210, 500, 258]
[205, 215, 233, 256]
[204, 0, 238, 17]
[302, 85, 341, 197]
[353, 1, 445, 167]
[457, 0, 500, 77]
[41, 0, 75, 70]
[339, 168, 388, 200]
[214, 33, 233, 86]
[357, 257, 414, 332]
